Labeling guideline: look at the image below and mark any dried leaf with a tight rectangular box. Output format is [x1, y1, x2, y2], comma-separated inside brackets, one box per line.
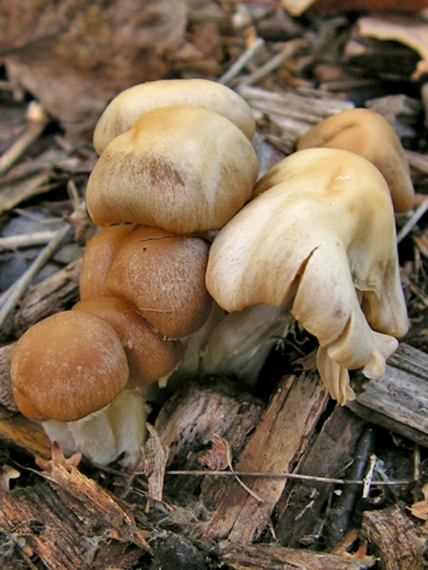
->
[407, 482, 428, 520]
[358, 16, 428, 80]
[143, 423, 169, 504]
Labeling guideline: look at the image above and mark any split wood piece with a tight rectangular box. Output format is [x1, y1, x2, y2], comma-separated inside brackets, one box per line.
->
[0, 257, 81, 343]
[0, 404, 50, 459]
[155, 378, 265, 499]
[202, 373, 329, 544]
[274, 406, 366, 547]
[215, 540, 376, 570]
[238, 85, 354, 153]
[347, 343, 428, 447]
[362, 505, 425, 570]
[0, 462, 151, 570]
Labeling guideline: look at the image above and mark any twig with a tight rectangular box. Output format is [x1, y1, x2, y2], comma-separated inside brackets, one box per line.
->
[0, 224, 73, 328]
[0, 102, 50, 176]
[219, 37, 265, 85]
[397, 198, 428, 243]
[166, 469, 412, 486]
[238, 39, 306, 87]
[362, 454, 377, 499]
[0, 231, 57, 252]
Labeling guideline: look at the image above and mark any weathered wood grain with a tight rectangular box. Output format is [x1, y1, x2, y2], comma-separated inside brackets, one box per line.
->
[202, 373, 329, 543]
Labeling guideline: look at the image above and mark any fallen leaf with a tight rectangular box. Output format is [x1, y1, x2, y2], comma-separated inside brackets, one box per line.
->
[358, 15, 428, 80]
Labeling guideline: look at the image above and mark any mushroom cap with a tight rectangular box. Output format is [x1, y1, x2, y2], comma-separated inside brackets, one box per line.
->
[105, 226, 212, 339]
[86, 105, 259, 234]
[11, 311, 129, 423]
[79, 224, 136, 300]
[297, 108, 414, 212]
[206, 148, 408, 378]
[73, 296, 184, 388]
[93, 78, 256, 154]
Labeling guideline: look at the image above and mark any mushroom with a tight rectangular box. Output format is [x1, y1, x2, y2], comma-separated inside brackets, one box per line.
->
[73, 296, 184, 388]
[104, 226, 212, 339]
[86, 105, 259, 234]
[10, 310, 147, 465]
[93, 78, 256, 154]
[205, 148, 409, 404]
[296, 108, 415, 212]
[79, 224, 136, 300]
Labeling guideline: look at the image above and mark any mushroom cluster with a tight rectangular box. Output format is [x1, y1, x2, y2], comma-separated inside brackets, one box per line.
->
[206, 108, 412, 404]
[10, 79, 259, 465]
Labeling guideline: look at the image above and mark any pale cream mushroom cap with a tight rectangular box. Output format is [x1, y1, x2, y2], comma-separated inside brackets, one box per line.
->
[93, 79, 256, 154]
[86, 105, 259, 234]
[206, 148, 408, 403]
[296, 108, 415, 212]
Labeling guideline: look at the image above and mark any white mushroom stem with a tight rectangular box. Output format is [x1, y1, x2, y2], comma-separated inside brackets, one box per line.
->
[177, 302, 293, 384]
[42, 388, 149, 467]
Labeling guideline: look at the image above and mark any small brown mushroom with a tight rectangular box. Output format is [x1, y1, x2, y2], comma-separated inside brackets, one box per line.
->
[93, 78, 256, 154]
[86, 105, 259, 234]
[104, 226, 212, 339]
[11, 310, 129, 423]
[73, 296, 183, 388]
[79, 224, 136, 300]
[10, 310, 149, 465]
[297, 108, 415, 212]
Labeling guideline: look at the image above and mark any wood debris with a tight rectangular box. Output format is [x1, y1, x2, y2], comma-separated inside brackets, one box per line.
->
[1, 3, 428, 569]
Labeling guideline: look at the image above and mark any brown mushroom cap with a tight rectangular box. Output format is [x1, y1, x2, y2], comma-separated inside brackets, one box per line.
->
[93, 79, 256, 154]
[105, 226, 212, 339]
[297, 108, 415, 212]
[11, 311, 129, 423]
[73, 296, 184, 388]
[79, 224, 136, 300]
[86, 105, 259, 234]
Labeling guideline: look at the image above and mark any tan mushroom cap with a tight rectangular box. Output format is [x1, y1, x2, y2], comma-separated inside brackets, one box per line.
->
[105, 226, 212, 339]
[93, 79, 256, 154]
[79, 224, 136, 300]
[11, 311, 129, 423]
[73, 296, 184, 388]
[86, 105, 259, 234]
[206, 148, 408, 402]
[297, 108, 415, 212]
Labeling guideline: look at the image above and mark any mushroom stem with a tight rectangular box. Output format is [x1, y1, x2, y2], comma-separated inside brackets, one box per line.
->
[42, 388, 149, 467]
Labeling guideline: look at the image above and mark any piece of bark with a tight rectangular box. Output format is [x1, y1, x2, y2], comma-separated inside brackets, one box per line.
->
[215, 540, 376, 570]
[0, 343, 17, 412]
[0, 462, 151, 570]
[155, 378, 265, 499]
[362, 505, 425, 570]
[347, 343, 428, 447]
[202, 373, 329, 543]
[274, 406, 366, 547]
